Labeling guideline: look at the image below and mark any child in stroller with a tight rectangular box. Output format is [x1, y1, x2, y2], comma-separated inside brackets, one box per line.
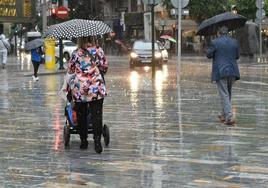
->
[63, 98, 110, 149]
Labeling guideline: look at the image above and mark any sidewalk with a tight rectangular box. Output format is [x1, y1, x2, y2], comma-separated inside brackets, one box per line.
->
[5, 55, 66, 76]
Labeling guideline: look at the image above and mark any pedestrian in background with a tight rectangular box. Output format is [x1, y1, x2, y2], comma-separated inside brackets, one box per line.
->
[0, 34, 10, 69]
[31, 46, 44, 81]
[65, 37, 108, 153]
[206, 26, 240, 126]
[164, 39, 170, 51]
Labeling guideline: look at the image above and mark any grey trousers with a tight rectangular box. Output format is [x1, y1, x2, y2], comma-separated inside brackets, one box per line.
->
[216, 77, 236, 120]
[0, 50, 7, 66]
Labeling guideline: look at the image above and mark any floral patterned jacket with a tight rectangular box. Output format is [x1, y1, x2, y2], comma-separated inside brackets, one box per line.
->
[66, 46, 108, 102]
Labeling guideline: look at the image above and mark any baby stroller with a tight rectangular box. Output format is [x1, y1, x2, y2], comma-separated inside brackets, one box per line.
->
[63, 102, 110, 147]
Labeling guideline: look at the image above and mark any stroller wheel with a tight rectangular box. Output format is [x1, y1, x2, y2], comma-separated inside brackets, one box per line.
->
[103, 124, 110, 146]
[64, 121, 70, 147]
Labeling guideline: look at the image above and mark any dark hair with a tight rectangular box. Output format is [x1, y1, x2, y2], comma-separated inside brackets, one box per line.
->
[218, 26, 228, 35]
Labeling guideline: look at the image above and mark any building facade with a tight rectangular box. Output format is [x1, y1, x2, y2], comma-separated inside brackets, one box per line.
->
[0, 0, 37, 34]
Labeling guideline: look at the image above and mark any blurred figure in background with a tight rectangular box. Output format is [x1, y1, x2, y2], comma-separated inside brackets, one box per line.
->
[30, 46, 44, 81]
[0, 34, 10, 69]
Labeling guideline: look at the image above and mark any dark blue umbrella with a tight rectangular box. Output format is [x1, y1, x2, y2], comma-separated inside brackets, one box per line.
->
[197, 12, 247, 36]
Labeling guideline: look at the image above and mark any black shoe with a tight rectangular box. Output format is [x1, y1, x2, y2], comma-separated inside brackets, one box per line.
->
[80, 140, 88, 149]
[223, 119, 236, 126]
[218, 115, 225, 123]
[94, 139, 103, 153]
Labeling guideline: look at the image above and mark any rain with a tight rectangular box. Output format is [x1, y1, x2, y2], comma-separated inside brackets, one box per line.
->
[0, 0, 268, 187]
[0, 50, 267, 187]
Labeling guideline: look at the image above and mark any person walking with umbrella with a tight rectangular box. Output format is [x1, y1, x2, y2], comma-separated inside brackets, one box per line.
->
[45, 19, 112, 152]
[25, 38, 44, 81]
[30, 46, 44, 81]
[206, 26, 240, 126]
[65, 37, 107, 153]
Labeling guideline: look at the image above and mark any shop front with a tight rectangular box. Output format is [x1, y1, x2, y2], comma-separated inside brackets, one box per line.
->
[0, 0, 36, 24]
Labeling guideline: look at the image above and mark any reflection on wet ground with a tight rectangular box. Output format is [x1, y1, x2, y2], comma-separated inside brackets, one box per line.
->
[0, 55, 268, 187]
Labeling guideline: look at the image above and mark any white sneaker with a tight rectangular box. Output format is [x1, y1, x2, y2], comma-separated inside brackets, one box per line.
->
[32, 76, 39, 82]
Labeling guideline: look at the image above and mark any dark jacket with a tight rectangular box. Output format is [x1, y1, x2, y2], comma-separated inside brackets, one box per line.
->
[206, 35, 240, 82]
[31, 46, 44, 62]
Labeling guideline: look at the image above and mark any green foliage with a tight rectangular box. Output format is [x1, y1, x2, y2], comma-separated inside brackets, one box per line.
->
[228, 0, 268, 20]
[69, 0, 103, 20]
[162, 0, 173, 9]
[188, 0, 228, 23]
[162, 0, 264, 22]
[233, 0, 256, 19]
[263, 0, 268, 18]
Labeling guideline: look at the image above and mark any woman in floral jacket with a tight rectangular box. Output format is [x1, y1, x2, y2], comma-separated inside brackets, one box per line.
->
[66, 37, 108, 153]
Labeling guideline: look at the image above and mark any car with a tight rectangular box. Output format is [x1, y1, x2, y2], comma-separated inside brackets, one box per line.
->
[55, 40, 77, 62]
[129, 40, 166, 69]
[25, 31, 41, 43]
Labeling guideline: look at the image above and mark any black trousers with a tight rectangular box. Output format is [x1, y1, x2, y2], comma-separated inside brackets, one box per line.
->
[32, 61, 40, 77]
[75, 99, 103, 141]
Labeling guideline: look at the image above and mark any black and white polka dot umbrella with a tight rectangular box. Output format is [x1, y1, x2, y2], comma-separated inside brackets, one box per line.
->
[45, 19, 113, 38]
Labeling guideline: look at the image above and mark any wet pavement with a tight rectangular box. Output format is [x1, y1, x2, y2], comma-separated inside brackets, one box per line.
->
[0, 53, 268, 187]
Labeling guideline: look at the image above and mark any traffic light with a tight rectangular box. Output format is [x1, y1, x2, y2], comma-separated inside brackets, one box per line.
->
[51, 8, 56, 15]
[51, 8, 57, 19]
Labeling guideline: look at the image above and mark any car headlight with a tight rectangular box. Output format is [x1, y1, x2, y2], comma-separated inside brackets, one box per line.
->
[155, 52, 162, 59]
[130, 52, 138, 58]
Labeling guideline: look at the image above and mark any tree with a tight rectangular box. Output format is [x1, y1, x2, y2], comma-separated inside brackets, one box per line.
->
[69, 0, 103, 20]
[228, 0, 268, 21]
[160, 0, 268, 22]
[162, 0, 229, 23]
[233, 0, 257, 20]
[265, 0, 268, 17]
[188, 0, 228, 23]
[162, 0, 173, 9]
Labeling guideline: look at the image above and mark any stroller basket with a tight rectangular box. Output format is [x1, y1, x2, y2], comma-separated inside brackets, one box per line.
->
[63, 103, 110, 147]
[64, 103, 93, 134]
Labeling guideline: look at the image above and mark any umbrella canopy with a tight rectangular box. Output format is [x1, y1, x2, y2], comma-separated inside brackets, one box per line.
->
[160, 34, 172, 39]
[25, 38, 44, 50]
[167, 37, 176, 43]
[196, 12, 247, 36]
[160, 35, 176, 43]
[45, 19, 113, 38]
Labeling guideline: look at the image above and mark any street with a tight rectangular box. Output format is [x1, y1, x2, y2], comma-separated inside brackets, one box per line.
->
[0, 54, 268, 187]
